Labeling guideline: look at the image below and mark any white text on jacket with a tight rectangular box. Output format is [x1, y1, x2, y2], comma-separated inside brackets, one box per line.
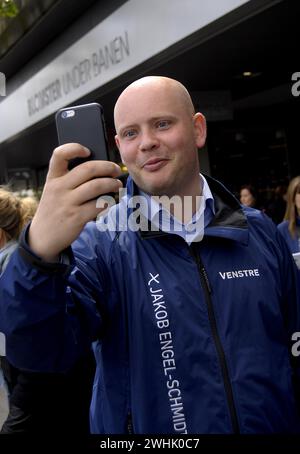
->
[148, 272, 188, 434]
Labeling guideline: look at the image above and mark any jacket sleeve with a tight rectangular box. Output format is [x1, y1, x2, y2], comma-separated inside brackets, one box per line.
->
[0, 223, 109, 373]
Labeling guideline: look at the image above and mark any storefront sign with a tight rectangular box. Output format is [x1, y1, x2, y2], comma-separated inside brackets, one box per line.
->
[0, 0, 249, 143]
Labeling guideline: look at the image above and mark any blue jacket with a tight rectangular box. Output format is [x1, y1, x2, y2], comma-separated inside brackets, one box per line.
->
[277, 219, 300, 254]
[0, 176, 300, 434]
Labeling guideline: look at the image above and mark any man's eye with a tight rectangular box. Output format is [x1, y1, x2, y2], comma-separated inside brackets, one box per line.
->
[157, 120, 170, 129]
[124, 130, 136, 138]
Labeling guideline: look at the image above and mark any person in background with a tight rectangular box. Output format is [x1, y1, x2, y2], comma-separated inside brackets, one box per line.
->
[0, 188, 24, 272]
[277, 176, 300, 253]
[0, 187, 24, 430]
[21, 196, 39, 225]
[0, 188, 95, 434]
[239, 184, 257, 208]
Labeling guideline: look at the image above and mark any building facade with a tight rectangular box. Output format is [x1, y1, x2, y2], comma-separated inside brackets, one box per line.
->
[0, 0, 298, 203]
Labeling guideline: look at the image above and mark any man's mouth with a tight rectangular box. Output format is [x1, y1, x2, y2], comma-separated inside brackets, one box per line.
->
[142, 158, 169, 172]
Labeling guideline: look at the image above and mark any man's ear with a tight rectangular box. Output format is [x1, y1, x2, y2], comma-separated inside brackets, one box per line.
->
[115, 134, 125, 165]
[193, 113, 207, 149]
[115, 134, 120, 151]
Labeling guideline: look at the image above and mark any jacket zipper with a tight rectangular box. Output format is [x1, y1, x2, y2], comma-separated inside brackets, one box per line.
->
[126, 412, 133, 434]
[189, 243, 240, 434]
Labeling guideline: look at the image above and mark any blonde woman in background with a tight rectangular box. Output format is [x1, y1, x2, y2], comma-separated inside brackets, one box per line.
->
[21, 196, 39, 226]
[0, 192, 38, 273]
[0, 187, 33, 430]
[0, 188, 28, 273]
[0, 188, 95, 434]
[277, 176, 300, 254]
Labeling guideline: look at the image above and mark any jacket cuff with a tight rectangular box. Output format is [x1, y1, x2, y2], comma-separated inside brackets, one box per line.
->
[18, 222, 74, 276]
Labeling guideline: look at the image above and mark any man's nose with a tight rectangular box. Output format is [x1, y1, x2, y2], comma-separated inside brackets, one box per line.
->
[139, 129, 159, 151]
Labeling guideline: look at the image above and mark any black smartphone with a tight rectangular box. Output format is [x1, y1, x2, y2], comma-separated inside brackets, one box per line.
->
[55, 102, 109, 169]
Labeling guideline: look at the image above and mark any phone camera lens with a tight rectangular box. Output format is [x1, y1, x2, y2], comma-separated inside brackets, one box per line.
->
[61, 111, 68, 119]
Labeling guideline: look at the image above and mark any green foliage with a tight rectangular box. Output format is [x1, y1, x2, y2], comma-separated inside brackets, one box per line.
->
[0, 0, 19, 18]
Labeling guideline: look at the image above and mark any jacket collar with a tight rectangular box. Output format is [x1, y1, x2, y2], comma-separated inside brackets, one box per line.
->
[203, 175, 248, 244]
[125, 175, 249, 245]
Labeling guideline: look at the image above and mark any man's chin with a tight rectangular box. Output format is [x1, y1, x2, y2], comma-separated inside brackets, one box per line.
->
[139, 182, 172, 197]
[133, 173, 174, 196]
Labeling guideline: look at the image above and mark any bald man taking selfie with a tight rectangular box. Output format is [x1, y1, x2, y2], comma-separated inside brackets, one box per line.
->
[0, 77, 300, 434]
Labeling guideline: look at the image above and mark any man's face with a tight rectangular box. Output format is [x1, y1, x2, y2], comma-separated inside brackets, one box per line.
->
[114, 80, 206, 197]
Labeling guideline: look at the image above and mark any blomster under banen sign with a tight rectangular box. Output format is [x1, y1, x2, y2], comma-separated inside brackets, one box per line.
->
[27, 31, 129, 117]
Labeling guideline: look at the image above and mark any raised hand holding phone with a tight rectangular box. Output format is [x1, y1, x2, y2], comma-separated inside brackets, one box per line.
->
[28, 104, 123, 262]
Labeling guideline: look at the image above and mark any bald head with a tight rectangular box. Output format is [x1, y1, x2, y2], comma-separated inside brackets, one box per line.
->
[114, 76, 195, 131]
[113, 75, 207, 198]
